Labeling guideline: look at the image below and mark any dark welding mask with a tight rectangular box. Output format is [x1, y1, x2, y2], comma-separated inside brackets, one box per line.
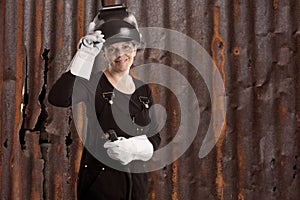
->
[91, 4, 141, 46]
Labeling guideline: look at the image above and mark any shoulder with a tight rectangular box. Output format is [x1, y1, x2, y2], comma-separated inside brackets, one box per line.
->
[75, 71, 104, 89]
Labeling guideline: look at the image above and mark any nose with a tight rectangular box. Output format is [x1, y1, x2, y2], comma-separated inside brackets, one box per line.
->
[114, 48, 125, 57]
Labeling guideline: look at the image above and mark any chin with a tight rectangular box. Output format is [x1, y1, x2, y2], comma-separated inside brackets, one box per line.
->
[115, 61, 133, 69]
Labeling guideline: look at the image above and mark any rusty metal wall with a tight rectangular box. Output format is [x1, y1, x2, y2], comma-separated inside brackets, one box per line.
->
[0, 0, 299, 199]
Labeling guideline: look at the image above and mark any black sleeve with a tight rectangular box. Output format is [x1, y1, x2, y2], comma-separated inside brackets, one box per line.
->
[48, 71, 76, 107]
[148, 133, 161, 151]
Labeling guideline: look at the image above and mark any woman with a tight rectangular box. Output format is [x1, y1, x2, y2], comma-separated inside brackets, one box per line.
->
[48, 6, 161, 200]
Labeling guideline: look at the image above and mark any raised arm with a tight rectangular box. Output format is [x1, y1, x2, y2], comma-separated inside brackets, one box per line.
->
[48, 71, 76, 107]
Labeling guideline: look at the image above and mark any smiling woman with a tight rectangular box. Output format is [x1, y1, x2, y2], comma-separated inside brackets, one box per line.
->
[103, 41, 138, 94]
[104, 42, 137, 71]
[48, 4, 161, 200]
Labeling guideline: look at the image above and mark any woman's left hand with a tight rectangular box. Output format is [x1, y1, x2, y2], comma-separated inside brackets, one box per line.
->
[103, 135, 154, 165]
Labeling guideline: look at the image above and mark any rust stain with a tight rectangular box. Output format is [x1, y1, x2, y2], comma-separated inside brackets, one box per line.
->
[282, 44, 289, 48]
[215, 134, 226, 200]
[150, 190, 156, 200]
[233, 0, 240, 17]
[102, 0, 120, 6]
[0, 0, 4, 86]
[211, 7, 226, 84]
[0, 0, 5, 179]
[35, 0, 43, 78]
[15, 0, 24, 127]
[273, 0, 279, 10]
[216, 128, 227, 192]
[211, 6, 226, 200]
[1, 1, 300, 200]
[29, 134, 43, 200]
[56, 1, 64, 50]
[150, 172, 157, 200]
[233, 47, 240, 55]
[54, 172, 63, 200]
[77, 0, 85, 42]
[171, 160, 179, 200]
[73, 135, 83, 173]
[24, 0, 44, 129]
[56, 143, 62, 154]
[10, 1, 25, 199]
[237, 135, 245, 199]
[238, 192, 245, 200]
[280, 103, 287, 115]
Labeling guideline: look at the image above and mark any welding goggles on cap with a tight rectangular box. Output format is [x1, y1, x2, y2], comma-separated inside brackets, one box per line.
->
[91, 4, 141, 46]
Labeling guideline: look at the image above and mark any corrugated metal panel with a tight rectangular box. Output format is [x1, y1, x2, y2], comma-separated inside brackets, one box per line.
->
[1, 0, 299, 199]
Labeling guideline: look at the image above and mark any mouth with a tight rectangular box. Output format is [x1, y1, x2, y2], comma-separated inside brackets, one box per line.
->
[114, 57, 128, 64]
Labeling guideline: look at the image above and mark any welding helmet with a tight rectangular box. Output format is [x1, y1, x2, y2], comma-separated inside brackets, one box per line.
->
[90, 4, 141, 46]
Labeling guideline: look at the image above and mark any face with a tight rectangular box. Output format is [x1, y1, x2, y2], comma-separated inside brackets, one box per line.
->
[103, 41, 137, 73]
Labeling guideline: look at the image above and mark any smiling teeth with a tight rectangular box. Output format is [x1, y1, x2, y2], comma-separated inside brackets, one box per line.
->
[116, 59, 126, 63]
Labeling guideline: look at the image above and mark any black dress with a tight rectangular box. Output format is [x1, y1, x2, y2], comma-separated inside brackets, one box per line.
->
[48, 71, 161, 200]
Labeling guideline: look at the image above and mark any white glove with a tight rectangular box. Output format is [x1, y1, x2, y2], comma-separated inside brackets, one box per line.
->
[103, 135, 154, 165]
[67, 27, 105, 80]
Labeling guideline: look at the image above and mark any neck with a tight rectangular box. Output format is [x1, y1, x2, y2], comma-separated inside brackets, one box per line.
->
[105, 68, 130, 84]
[104, 68, 135, 94]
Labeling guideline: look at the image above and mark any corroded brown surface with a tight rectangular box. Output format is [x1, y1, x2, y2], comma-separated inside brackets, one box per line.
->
[0, 0, 299, 199]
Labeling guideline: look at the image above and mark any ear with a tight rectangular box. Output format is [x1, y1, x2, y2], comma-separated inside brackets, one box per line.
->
[102, 49, 109, 60]
[132, 47, 138, 57]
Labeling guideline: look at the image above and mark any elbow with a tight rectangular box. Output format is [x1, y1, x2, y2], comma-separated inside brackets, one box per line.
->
[148, 133, 161, 151]
[48, 90, 71, 108]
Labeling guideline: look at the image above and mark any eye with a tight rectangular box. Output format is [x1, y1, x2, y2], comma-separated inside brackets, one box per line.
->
[122, 44, 132, 51]
[106, 47, 116, 53]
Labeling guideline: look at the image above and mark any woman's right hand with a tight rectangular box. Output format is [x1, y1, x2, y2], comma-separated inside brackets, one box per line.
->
[66, 30, 105, 80]
[79, 30, 105, 53]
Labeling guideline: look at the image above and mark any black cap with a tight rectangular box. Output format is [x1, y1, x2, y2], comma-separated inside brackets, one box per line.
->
[97, 19, 141, 45]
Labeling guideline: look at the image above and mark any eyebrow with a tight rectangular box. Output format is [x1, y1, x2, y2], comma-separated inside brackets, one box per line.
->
[105, 42, 135, 49]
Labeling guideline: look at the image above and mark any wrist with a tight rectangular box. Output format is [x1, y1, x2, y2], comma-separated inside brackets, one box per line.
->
[67, 50, 95, 80]
[131, 135, 154, 161]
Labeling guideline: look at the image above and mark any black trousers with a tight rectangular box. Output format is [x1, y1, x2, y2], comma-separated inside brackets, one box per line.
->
[77, 161, 148, 200]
